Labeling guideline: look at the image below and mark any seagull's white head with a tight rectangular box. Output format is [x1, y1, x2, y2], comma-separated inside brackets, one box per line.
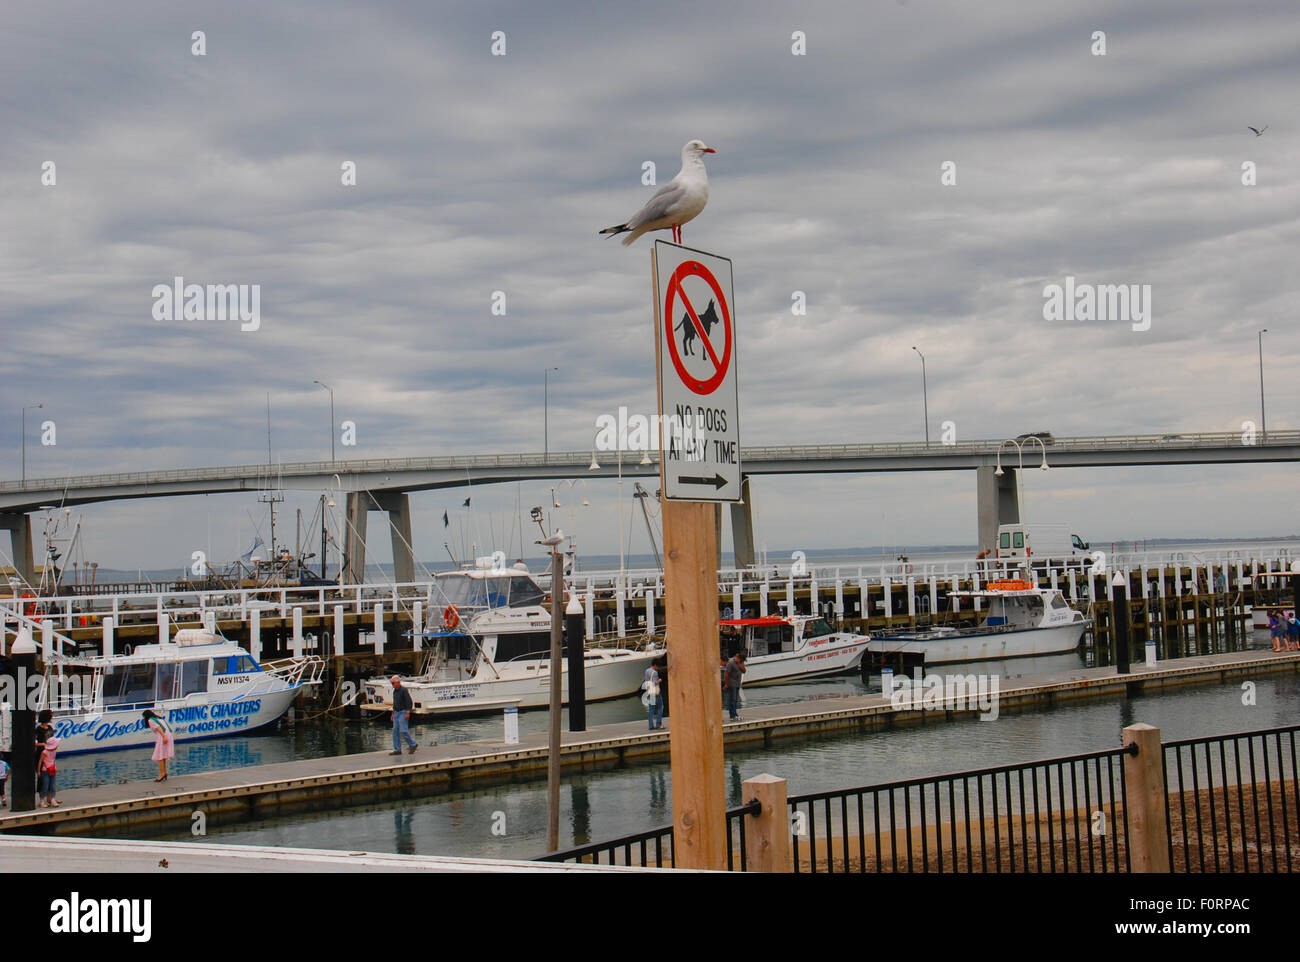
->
[683, 139, 717, 161]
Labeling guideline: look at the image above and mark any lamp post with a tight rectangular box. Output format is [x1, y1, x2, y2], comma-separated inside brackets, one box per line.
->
[911, 347, 929, 446]
[554, 478, 590, 554]
[994, 437, 1049, 527]
[313, 380, 335, 464]
[21, 403, 43, 484]
[543, 367, 559, 460]
[1258, 329, 1268, 443]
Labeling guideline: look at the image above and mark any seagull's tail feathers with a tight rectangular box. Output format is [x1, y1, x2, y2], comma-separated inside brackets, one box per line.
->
[599, 224, 630, 237]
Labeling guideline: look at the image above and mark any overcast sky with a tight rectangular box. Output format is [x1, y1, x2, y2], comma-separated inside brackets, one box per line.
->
[2, 0, 1297, 572]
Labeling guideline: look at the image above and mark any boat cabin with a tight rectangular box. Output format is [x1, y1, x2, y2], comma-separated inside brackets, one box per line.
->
[719, 615, 835, 659]
[59, 629, 265, 713]
[435, 566, 546, 612]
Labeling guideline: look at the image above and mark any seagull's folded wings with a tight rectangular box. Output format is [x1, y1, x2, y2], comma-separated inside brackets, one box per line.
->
[627, 182, 687, 229]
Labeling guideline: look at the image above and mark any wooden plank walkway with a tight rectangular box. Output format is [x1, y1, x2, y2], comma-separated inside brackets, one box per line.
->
[1, 648, 1295, 837]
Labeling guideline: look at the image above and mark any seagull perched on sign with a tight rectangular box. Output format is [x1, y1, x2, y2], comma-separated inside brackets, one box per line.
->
[1248, 125, 1269, 137]
[600, 140, 715, 246]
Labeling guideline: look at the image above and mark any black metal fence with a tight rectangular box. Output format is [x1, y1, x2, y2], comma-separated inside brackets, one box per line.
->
[534, 798, 762, 869]
[787, 745, 1135, 873]
[535, 723, 1300, 873]
[1163, 724, 1300, 872]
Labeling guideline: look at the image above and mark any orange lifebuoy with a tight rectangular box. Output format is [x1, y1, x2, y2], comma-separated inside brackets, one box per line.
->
[988, 579, 1033, 591]
[443, 605, 460, 629]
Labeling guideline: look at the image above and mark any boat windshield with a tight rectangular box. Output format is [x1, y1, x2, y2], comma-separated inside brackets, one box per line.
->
[804, 619, 834, 639]
[102, 658, 210, 708]
[436, 574, 546, 610]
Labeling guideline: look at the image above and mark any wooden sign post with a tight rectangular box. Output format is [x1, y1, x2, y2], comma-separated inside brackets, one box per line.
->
[663, 499, 726, 868]
[652, 241, 740, 871]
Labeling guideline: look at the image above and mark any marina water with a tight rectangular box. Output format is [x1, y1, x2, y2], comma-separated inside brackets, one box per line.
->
[65, 628, 1294, 860]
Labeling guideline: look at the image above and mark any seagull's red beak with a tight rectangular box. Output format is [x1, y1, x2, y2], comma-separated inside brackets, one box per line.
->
[704, 147, 716, 153]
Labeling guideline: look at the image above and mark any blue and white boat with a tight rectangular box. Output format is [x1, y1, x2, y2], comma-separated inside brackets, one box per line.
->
[35, 629, 324, 754]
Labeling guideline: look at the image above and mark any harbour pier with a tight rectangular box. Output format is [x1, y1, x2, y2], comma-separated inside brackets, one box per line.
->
[4, 647, 1296, 839]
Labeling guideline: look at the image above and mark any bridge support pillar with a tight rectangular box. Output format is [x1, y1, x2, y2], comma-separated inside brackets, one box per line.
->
[730, 475, 756, 569]
[373, 491, 415, 584]
[343, 493, 369, 584]
[0, 513, 35, 587]
[342, 492, 415, 585]
[976, 466, 1019, 553]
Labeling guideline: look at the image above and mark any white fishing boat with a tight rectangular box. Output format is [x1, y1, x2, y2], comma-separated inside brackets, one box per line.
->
[718, 611, 869, 684]
[865, 579, 1087, 669]
[361, 564, 661, 717]
[32, 629, 324, 754]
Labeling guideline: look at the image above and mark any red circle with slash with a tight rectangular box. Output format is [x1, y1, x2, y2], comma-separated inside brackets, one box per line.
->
[664, 260, 733, 395]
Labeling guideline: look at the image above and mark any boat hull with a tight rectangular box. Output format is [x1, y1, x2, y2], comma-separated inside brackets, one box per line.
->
[866, 623, 1085, 668]
[48, 687, 303, 755]
[738, 636, 868, 686]
[363, 649, 662, 717]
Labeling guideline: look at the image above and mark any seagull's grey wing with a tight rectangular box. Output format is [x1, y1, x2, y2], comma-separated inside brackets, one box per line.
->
[626, 182, 687, 229]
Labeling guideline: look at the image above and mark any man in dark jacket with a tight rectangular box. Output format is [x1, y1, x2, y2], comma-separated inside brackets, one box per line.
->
[389, 677, 418, 755]
[723, 652, 746, 720]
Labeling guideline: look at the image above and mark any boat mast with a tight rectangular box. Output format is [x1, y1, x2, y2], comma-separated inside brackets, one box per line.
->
[321, 494, 329, 579]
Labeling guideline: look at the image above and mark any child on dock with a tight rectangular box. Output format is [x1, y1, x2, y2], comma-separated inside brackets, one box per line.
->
[1268, 613, 1285, 652]
[38, 736, 60, 807]
[1287, 613, 1299, 652]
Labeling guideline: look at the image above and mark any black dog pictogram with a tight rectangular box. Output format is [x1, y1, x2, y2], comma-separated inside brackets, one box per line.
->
[675, 299, 721, 357]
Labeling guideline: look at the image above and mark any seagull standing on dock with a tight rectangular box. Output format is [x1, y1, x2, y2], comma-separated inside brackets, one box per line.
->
[600, 140, 715, 246]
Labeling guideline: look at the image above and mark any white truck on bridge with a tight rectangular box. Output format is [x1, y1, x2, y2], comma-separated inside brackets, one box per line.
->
[996, 523, 1090, 567]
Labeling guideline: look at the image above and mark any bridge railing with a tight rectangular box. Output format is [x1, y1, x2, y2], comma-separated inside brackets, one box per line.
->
[4, 430, 1298, 493]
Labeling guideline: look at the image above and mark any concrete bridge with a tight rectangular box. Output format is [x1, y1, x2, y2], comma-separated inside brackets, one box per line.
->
[2, 431, 1296, 584]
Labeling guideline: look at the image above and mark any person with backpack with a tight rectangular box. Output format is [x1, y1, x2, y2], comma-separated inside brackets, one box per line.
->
[38, 735, 60, 807]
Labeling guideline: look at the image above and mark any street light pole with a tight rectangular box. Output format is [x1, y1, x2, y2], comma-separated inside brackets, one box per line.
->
[544, 367, 559, 460]
[313, 380, 335, 463]
[21, 403, 43, 485]
[1258, 329, 1268, 443]
[911, 347, 929, 446]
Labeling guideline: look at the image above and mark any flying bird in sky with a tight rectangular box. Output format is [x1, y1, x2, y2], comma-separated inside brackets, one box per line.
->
[600, 140, 715, 246]
[1248, 125, 1269, 136]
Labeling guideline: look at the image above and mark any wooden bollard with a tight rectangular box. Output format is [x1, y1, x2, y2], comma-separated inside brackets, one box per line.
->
[742, 774, 791, 873]
[1123, 723, 1170, 872]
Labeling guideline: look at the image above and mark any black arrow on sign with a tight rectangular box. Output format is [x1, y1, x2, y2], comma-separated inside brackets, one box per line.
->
[679, 473, 728, 490]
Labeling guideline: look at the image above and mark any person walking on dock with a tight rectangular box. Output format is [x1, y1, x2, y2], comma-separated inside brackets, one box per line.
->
[644, 662, 664, 730]
[1287, 612, 1300, 652]
[0, 755, 8, 808]
[1268, 612, 1284, 652]
[144, 710, 174, 781]
[723, 651, 746, 721]
[390, 677, 417, 756]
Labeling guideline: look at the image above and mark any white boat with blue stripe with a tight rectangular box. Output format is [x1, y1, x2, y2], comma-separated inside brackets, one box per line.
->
[36, 628, 324, 755]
